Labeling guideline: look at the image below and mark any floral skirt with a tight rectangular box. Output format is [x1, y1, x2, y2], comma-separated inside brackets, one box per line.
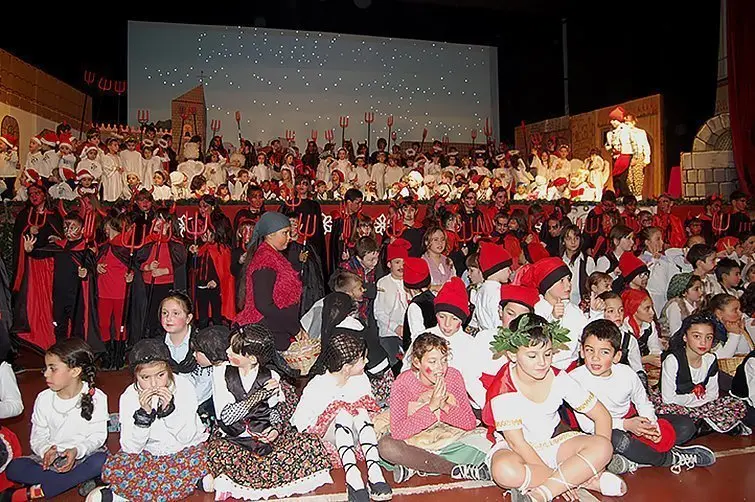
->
[102, 444, 208, 502]
[207, 428, 332, 501]
[649, 389, 746, 433]
[369, 370, 394, 410]
[308, 397, 381, 467]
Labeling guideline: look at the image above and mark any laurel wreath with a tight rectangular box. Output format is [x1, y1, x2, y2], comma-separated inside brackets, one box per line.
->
[491, 315, 571, 355]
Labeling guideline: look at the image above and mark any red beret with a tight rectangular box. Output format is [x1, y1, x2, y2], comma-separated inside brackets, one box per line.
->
[479, 241, 513, 279]
[609, 106, 626, 122]
[403, 257, 431, 290]
[520, 257, 571, 295]
[500, 285, 540, 310]
[387, 238, 411, 262]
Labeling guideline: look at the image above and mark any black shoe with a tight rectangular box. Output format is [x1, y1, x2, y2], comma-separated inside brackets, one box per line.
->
[347, 485, 370, 502]
[101, 341, 113, 371]
[726, 423, 753, 436]
[695, 419, 714, 438]
[78, 478, 100, 497]
[368, 481, 393, 501]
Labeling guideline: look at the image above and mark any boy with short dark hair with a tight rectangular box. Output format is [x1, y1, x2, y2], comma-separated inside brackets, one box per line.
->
[712, 257, 742, 297]
[340, 237, 379, 323]
[686, 244, 717, 295]
[572, 319, 715, 474]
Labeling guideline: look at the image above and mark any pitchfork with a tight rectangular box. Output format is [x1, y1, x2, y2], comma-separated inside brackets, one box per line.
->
[339, 116, 349, 146]
[365, 112, 374, 155]
[712, 212, 731, 236]
[298, 214, 317, 246]
[384, 213, 404, 240]
[284, 194, 302, 211]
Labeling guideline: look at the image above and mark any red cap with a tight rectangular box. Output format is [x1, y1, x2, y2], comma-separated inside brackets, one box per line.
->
[525, 242, 550, 264]
[0, 134, 18, 149]
[434, 277, 470, 322]
[520, 256, 571, 295]
[40, 131, 58, 147]
[635, 417, 677, 452]
[58, 133, 73, 150]
[499, 285, 540, 310]
[478, 241, 512, 279]
[716, 236, 739, 253]
[609, 106, 626, 122]
[387, 238, 411, 262]
[553, 177, 568, 187]
[621, 288, 651, 338]
[331, 169, 345, 183]
[403, 257, 431, 290]
[618, 253, 649, 285]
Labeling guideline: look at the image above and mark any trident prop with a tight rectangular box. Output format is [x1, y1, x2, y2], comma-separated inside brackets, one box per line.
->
[298, 214, 317, 246]
[442, 135, 450, 153]
[386, 115, 394, 151]
[177, 106, 188, 157]
[114, 81, 127, 125]
[483, 118, 493, 143]
[189, 106, 198, 144]
[712, 212, 731, 236]
[137, 110, 150, 141]
[471, 128, 478, 148]
[384, 213, 404, 240]
[420, 128, 428, 154]
[325, 128, 335, 144]
[311, 130, 318, 143]
[285, 130, 296, 144]
[364, 112, 374, 155]
[235, 111, 243, 146]
[339, 116, 349, 146]
[210, 120, 221, 139]
[185, 211, 209, 307]
[80, 71, 96, 140]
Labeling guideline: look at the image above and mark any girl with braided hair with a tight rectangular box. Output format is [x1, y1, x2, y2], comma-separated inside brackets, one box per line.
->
[204, 324, 332, 501]
[292, 332, 392, 502]
[3, 339, 107, 501]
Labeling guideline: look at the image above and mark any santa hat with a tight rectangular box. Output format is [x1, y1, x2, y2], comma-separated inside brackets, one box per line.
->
[500, 285, 540, 310]
[76, 167, 94, 180]
[479, 241, 512, 279]
[609, 106, 626, 122]
[23, 168, 41, 185]
[58, 133, 73, 150]
[521, 256, 571, 295]
[434, 277, 470, 323]
[716, 236, 739, 253]
[39, 131, 58, 147]
[404, 257, 431, 290]
[60, 166, 76, 181]
[0, 134, 17, 149]
[618, 252, 649, 286]
[80, 145, 98, 158]
[331, 169, 345, 183]
[387, 238, 411, 262]
[552, 177, 568, 187]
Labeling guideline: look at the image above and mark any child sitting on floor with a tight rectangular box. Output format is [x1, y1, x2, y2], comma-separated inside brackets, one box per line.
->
[653, 314, 751, 436]
[711, 258, 743, 298]
[572, 320, 715, 475]
[472, 242, 513, 331]
[378, 332, 492, 484]
[402, 257, 436, 347]
[0, 341, 22, 492]
[4, 339, 107, 501]
[96, 339, 211, 502]
[292, 332, 392, 502]
[483, 313, 625, 501]
[660, 273, 704, 341]
[620, 289, 663, 389]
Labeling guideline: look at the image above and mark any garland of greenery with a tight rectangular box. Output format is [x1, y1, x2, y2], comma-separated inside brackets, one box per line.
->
[491, 315, 571, 355]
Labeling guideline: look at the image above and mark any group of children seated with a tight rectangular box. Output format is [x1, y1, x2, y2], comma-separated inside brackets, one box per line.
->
[1, 185, 755, 502]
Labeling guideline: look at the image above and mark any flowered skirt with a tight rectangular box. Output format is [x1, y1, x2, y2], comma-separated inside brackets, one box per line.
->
[102, 443, 208, 502]
[369, 370, 395, 410]
[207, 428, 332, 501]
[649, 389, 747, 433]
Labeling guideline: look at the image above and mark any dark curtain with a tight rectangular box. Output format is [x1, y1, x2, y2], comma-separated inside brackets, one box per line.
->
[728, 0, 755, 194]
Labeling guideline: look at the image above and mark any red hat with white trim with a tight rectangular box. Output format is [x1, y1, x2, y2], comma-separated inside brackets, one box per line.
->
[478, 241, 512, 279]
[499, 284, 540, 310]
[40, 131, 58, 147]
[434, 276, 470, 323]
[58, 133, 73, 150]
[0, 134, 18, 149]
[60, 166, 76, 181]
[76, 167, 94, 180]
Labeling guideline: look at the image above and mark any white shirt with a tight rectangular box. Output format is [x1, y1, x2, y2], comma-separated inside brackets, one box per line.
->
[165, 329, 213, 405]
[628, 125, 651, 165]
[661, 352, 719, 408]
[663, 298, 697, 339]
[605, 123, 634, 156]
[119, 374, 208, 456]
[30, 383, 108, 459]
[595, 251, 622, 278]
[152, 185, 172, 201]
[640, 251, 679, 315]
[472, 280, 502, 331]
[0, 362, 23, 419]
[291, 372, 373, 433]
[491, 366, 597, 444]
[405, 294, 434, 342]
[713, 332, 753, 358]
[535, 298, 598, 370]
[571, 364, 657, 433]
[743, 358, 755, 406]
[251, 163, 271, 183]
[563, 253, 596, 306]
[374, 275, 409, 339]
[212, 363, 281, 438]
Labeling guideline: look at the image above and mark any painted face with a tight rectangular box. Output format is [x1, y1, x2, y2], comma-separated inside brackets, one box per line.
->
[226, 345, 258, 369]
[136, 361, 171, 390]
[603, 298, 624, 326]
[634, 296, 655, 323]
[26, 186, 44, 208]
[512, 340, 553, 381]
[160, 299, 192, 335]
[499, 302, 532, 328]
[436, 311, 463, 337]
[581, 335, 620, 377]
[63, 219, 83, 240]
[415, 347, 449, 386]
[684, 323, 715, 357]
[494, 217, 508, 234]
[658, 196, 672, 213]
[43, 353, 80, 392]
[547, 220, 562, 237]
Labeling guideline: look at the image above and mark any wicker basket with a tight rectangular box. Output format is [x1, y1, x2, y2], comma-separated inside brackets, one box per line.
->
[718, 356, 745, 377]
[282, 336, 321, 376]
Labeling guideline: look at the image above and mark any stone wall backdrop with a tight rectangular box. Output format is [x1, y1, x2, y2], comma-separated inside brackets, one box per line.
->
[681, 113, 737, 199]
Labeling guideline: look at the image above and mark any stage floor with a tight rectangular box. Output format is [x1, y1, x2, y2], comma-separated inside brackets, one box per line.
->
[5, 362, 755, 502]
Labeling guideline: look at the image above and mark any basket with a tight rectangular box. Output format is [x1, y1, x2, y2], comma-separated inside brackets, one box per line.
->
[718, 356, 745, 377]
[282, 336, 321, 376]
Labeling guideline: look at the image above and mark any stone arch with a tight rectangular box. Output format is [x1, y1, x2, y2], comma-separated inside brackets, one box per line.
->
[692, 113, 731, 152]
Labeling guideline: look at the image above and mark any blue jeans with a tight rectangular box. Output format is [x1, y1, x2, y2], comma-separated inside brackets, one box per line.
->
[5, 452, 107, 498]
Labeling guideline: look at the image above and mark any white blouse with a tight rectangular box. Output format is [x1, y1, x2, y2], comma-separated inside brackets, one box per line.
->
[0, 362, 23, 419]
[660, 353, 719, 408]
[291, 372, 373, 433]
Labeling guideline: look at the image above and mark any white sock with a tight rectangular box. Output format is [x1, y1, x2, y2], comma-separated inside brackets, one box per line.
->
[335, 414, 364, 490]
[355, 410, 386, 484]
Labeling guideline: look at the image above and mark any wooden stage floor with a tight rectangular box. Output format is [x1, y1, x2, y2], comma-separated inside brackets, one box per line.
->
[4, 365, 754, 501]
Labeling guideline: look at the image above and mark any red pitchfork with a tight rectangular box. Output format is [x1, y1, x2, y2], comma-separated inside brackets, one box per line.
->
[285, 130, 296, 143]
[471, 128, 478, 147]
[83, 210, 96, 244]
[284, 194, 302, 211]
[484, 118, 493, 140]
[98, 77, 112, 92]
[583, 215, 601, 236]
[365, 112, 374, 155]
[712, 212, 731, 236]
[384, 213, 404, 239]
[298, 214, 317, 246]
[458, 220, 473, 244]
[325, 129, 335, 144]
[387, 115, 394, 150]
[311, 130, 318, 142]
[339, 116, 349, 146]
[211, 120, 221, 137]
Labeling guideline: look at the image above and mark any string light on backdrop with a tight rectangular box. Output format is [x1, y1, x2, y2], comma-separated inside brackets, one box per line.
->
[128, 22, 498, 144]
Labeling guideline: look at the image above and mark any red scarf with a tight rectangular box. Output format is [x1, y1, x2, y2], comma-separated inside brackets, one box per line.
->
[236, 241, 302, 325]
